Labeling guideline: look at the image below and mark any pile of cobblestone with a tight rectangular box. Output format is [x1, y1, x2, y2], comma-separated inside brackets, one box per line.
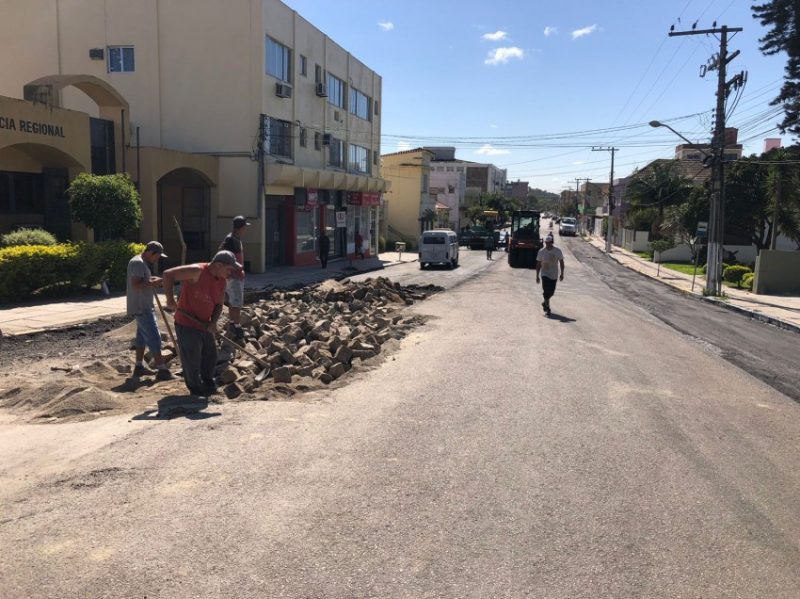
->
[215, 277, 439, 399]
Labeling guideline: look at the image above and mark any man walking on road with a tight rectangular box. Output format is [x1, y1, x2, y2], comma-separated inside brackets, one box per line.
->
[163, 250, 240, 396]
[484, 230, 495, 260]
[536, 234, 565, 315]
[219, 215, 249, 340]
[126, 241, 174, 380]
[318, 229, 330, 268]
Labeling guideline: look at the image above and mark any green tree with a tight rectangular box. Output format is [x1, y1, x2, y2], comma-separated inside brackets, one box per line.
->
[624, 161, 693, 236]
[724, 147, 800, 251]
[752, 1, 800, 135]
[660, 188, 709, 260]
[68, 173, 142, 240]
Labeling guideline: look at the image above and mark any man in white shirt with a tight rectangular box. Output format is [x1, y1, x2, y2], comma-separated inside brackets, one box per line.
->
[535, 234, 565, 315]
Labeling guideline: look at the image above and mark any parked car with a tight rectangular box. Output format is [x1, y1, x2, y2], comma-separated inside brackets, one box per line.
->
[559, 217, 577, 236]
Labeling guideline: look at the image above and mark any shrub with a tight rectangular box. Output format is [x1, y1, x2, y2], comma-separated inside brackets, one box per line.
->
[378, 235, 387, 253]
[741, 272, 755, 290]
[1, 228, 57, 247]
[68, 173, 143, 240]
[722, 264, 753, 288]
[0, 241, 144, 302]
[700, 262, 731, 275]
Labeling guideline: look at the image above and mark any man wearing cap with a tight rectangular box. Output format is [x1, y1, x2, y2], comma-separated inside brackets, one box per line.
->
[219, 216, 250, 340]
[126, 241, 174, 380]
[535, 234, 565, 316]
[163, 251, 240, 396]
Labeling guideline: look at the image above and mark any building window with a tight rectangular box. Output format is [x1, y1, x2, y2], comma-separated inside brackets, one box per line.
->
[264, 116, 292, 159]
[300, 55, 307, 77]
[314, 132, 322, 150]
[299, 127, 307, 148]
[348, 144, 369, 174]
[107, 46, 135, 72]
[315, 64, 323, 84]
[373, 150, 378, 166]
[327, 73, 346, 108]
[0, 172, 45, 213]
[374, 100, 380, 116]
[349, 88, 371, 120]
[328, 137, 344, 168]
[295, 207, 317, 254]
[266, 37, 291, 82]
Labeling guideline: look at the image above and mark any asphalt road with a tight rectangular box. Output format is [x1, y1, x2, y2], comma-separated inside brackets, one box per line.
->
[2, 244, 800, 598]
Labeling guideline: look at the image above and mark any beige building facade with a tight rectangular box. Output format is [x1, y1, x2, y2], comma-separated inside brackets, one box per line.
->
[0, 0, 386, 271]
[381, 149, 435, 247]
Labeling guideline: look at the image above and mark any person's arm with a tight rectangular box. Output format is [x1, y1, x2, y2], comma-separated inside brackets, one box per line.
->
[130, 261, 161, 290]
[162, 265, 202, 311]
[536, 260, 542, 282]
[559, 258, 565, 281]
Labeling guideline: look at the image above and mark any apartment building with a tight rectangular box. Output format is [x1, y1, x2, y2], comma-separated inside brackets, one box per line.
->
[0, 0, 386, 271]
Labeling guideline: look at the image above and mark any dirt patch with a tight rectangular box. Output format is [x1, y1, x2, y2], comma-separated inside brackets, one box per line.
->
[0, 279, 441, 424]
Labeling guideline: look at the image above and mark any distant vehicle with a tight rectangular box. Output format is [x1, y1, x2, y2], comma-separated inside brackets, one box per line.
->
[467, 227, 491, 250]
[495, 229, 507, 250]
[419, 229, 459, 269]
[507, 210, 542, 268]
[559, 217, 577, 236]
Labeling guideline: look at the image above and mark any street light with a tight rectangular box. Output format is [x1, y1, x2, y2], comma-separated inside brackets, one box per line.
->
[649, 120, 721, 295]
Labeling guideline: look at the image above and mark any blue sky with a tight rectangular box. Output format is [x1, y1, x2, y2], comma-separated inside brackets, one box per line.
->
[283, 0, 790, 193]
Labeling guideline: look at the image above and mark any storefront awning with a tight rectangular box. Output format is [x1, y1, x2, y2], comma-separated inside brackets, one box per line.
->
[265, 162, 388, 194]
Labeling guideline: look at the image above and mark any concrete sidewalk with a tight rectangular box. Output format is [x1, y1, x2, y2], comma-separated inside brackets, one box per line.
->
[583, 235, 800, 333]
[0, 251, 418, 337]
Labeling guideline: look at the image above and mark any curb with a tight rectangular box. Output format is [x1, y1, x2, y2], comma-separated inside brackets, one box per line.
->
[582, 238, 800, 335]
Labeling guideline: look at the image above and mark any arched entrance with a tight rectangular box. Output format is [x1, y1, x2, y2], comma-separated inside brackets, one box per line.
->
[0, 142, 86, 239]
[157, 168, 213, 266]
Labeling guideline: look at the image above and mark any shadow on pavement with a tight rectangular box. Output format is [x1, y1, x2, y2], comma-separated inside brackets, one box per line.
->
[131, 395, 220, 421]
[546, 312, 577, 323]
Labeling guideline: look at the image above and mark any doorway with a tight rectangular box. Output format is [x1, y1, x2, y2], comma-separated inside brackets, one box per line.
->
[264, 196, 285, 267]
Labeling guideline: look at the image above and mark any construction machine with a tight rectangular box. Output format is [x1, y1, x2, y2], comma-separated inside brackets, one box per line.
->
[507, 210, 542, 268]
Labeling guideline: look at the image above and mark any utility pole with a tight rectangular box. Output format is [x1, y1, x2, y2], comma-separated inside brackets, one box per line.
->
[592, 147, 617, 253]
[669, 24, 742, 295]
[574, 177, 591, 224]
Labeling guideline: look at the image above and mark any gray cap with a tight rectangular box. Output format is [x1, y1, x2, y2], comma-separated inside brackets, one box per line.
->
[545, 234, 554, 243]
[145, 241, 168, 258]
[210, 250, 242, 269]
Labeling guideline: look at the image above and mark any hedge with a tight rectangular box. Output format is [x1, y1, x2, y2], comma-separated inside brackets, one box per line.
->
[722, 264, 753, 288]
[0, 241, 145, 302]
[741, 272, 755, 291]
[1, 228, 58, 247]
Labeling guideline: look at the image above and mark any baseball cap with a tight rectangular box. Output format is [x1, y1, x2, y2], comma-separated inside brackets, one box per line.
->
[545, 234, 554, 243]
[145, 241, 168, 258]
[211, 250, 243, 269]
[232, 215, 251, 229]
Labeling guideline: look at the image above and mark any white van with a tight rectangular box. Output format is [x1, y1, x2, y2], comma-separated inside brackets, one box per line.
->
[419, 229, 459, 269]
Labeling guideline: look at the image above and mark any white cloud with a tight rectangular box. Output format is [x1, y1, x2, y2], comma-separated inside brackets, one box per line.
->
[544, 26, 558, 37]
[378, 21, 395, 32]
[489, 124, 499, 129]
[475, 144, 511, 156]
[484, 47, 524, 65]
[572, 161, 585, 165]
[572, 24, 597, 39]
[482, 30, 508, 41]
[396, 141, 412, 152]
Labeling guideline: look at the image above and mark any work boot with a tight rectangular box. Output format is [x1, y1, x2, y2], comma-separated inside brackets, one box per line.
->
[229, 324, 245, 341]
[541, 301, 548, 314]
[133, 364, 156, 377]
[155, 368, 175, 381]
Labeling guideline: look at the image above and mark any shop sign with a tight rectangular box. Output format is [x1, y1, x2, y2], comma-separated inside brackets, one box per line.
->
[335, 211, 347, 228]
[0, 115, 66, 138]
[362, 193, 380, 206]
[307, 188, 318, 208]
[347, 191, 363, 205]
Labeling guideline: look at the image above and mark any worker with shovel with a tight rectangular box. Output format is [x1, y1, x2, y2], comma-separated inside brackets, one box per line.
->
[163, 250, 240, 396]
[126, 241, 174, 380]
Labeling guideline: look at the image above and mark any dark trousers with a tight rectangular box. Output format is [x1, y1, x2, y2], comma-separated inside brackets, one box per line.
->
[541, 276, 557, 300]
[175, 323, 218, 394]
[320, 251, 328, 268]
[486, 248, 493, 259]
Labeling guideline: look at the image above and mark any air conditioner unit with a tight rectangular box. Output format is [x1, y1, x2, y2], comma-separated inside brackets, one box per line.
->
[89, 48, 105, 60]
[275, 82, 292, 98]
[322, 133, 332, 145]
[315, 82, 328, 97]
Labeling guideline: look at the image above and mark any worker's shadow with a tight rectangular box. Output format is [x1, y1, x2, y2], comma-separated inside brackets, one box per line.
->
[111, 377, 157, 393]
[546, 312, 577, 323]
[131, 395, 221, 421]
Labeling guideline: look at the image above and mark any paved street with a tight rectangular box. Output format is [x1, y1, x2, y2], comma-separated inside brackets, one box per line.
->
[2, 243, 800, 598]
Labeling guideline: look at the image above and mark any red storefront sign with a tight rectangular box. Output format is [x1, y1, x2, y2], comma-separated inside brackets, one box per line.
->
[347, 192, 380, 206]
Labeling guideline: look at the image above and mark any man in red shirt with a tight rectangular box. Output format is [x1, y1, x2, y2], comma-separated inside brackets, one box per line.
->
[163, 250, 240, 396]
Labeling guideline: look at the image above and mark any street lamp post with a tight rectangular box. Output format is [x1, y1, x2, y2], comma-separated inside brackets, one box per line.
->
[649, 120, 721, 296]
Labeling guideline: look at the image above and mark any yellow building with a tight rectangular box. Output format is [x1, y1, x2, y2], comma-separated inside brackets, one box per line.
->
[381, 149, 435, 247]
[0, 0, 386, 271]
